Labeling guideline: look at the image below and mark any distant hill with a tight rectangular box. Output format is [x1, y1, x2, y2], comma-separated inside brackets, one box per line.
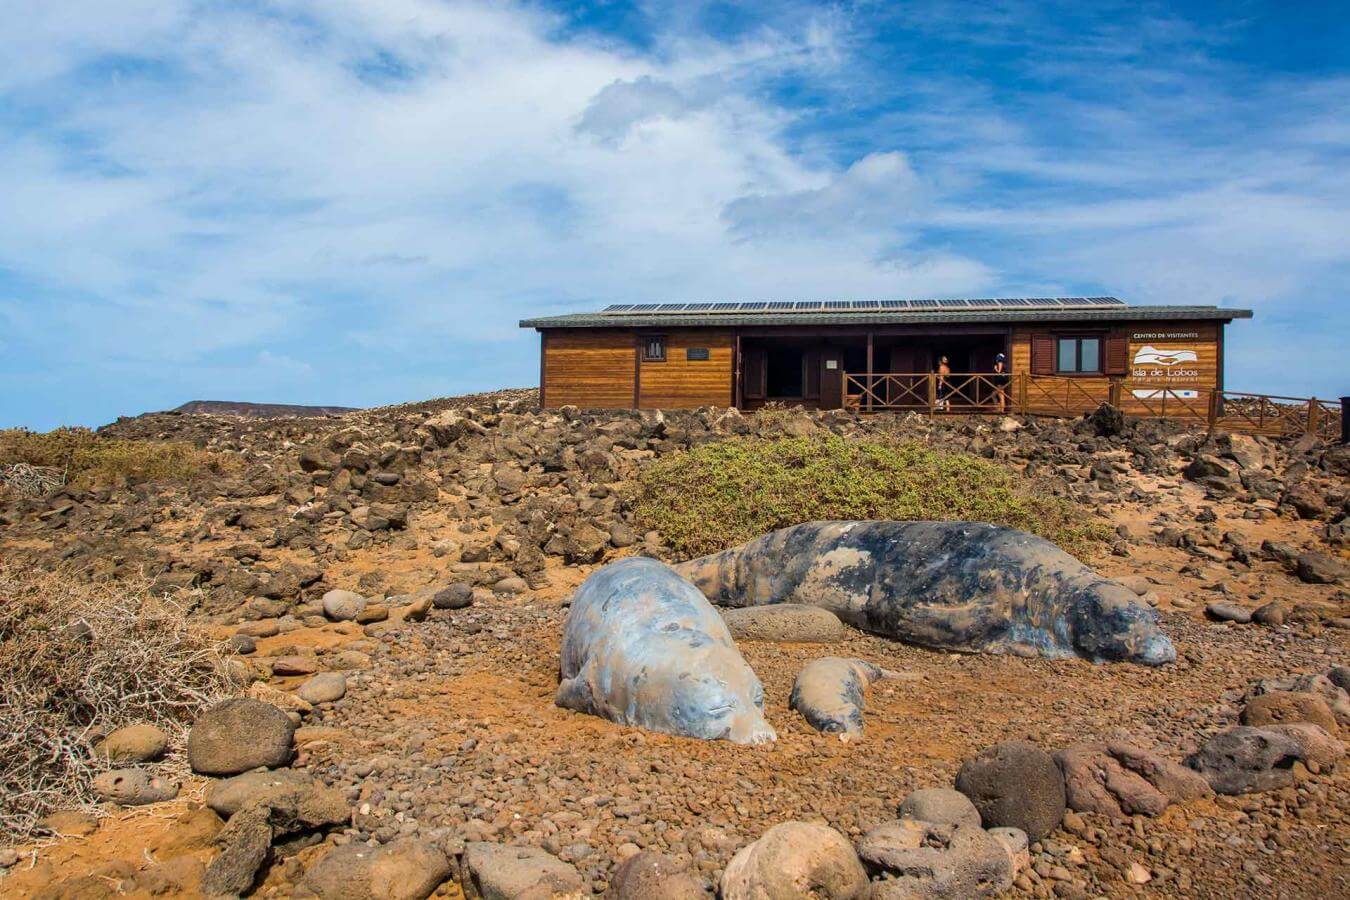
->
[169, 400, 359, 418]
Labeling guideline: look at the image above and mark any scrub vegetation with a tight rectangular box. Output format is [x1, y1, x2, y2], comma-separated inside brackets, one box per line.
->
[0, 427, 239, 496]
[632, 433, 1109, 559]
[0, 567, 240, 841]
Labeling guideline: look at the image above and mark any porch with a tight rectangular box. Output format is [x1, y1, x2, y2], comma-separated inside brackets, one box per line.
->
[840, 371, 1343, 441]
[735, 329, 1007, 411]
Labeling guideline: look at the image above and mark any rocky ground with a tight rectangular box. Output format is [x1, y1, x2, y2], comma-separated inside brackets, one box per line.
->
[0, 392, 1346, 898]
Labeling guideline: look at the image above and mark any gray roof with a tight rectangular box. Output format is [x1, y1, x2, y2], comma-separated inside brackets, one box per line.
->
[520, 298, 1253, 329]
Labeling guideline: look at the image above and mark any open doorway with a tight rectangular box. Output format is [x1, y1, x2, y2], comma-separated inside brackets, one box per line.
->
[766, 347, 804, 398]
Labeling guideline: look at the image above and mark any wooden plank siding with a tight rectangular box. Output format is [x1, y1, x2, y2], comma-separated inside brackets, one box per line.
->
[1011, 322, 1221, 416]
[540, 330, 636, 408]
[638, 330, 734, 409]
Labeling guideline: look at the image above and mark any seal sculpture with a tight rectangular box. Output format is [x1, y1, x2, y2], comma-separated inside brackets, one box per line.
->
[674, 521, 1175, 666]
[557, 556, 777, 744]
[789, 657, 913, 738]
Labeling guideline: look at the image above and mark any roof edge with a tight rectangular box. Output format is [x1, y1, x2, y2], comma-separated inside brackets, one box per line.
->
[520, 306, 1254, 329]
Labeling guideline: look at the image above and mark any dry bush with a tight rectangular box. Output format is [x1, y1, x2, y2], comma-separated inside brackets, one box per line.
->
[0, 567, 242, 843]
[0, 427, 241, 492]
[0, 462, 66, 499]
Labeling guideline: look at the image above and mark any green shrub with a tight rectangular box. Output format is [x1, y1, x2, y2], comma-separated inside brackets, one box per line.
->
[0, 427, 238, 490]
[631, 433, 1107, 559]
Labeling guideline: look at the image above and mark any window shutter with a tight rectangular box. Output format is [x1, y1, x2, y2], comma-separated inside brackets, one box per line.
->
[1105, 334, 1128, 376]
[1030, 334, 1055, 375]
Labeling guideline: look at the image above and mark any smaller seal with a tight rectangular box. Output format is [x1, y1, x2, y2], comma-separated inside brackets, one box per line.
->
[789, 657, 913, 738]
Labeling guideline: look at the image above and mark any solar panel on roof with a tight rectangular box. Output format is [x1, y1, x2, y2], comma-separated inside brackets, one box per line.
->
[603, 304, 634, 312]
[823, 301, 851, 310]
[766, 301, 795, 310]
[683, 302, 715, 310]
[792, 300, 820, 310]
[738, 302, 768, 310]
[878, 300, 908, 309]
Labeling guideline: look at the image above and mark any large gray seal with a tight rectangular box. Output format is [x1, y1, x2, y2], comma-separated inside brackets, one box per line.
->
[557, 557, 777, 744]
[674, 521, 1175, 666]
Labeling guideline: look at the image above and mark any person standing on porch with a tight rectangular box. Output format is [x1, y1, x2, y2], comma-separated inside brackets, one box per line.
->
[992, 352, 1009, 413]
[936, 356, 951, 410]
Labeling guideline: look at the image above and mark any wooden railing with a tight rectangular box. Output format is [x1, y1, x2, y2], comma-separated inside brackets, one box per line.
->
[842, 372, 1344, 440]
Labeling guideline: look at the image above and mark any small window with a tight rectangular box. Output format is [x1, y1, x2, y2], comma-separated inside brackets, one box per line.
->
[642, 335, 666, 362]
[1056, 337, 1103, 374]
[686, 347, 709, 361]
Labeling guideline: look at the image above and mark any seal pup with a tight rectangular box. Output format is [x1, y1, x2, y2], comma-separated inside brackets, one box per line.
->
[675, 521, 1175, 665]
[789, 657, 914, 738]
[557, 557, 776, 744]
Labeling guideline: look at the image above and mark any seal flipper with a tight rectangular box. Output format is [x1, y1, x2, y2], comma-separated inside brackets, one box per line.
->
[556, 675, 593, 713]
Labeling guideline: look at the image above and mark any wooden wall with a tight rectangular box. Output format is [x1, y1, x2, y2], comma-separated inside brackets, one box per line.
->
[638, 330, 734, 409]
[540, 330, 635, 409]
[1010, 321, 1221, 414]
[539, 328, 734, 409]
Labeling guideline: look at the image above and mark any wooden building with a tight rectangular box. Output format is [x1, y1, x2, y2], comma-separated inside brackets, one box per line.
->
[519, 298, 1251, 414]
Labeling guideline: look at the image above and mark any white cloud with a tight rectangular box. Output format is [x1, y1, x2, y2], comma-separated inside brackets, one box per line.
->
[722, 151, 927, 241]
[576, 76, 694, 143]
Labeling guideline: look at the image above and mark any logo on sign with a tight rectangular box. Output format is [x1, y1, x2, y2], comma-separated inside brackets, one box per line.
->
[1132, 388, 1198, 399]
[1133, 345, 1198, 367]
[1132, 344, 1200, 383]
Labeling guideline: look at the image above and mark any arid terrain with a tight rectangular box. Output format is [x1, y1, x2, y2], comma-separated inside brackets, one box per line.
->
[0, 391, 1346, 899]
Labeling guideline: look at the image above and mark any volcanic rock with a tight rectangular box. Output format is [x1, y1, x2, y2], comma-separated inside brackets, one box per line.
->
[720, 821, 867, 900]
[95, 724, 169, 764]
[721, 605, 845, 643]
[459, 842, 582, 900]
[92, 769, 180, 806]
[955, 740, 1066, 840]
[1185, 726, 1305, 794]
[188, 698, 295, 775]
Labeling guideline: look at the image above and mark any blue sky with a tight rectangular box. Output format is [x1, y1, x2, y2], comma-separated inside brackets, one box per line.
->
[1, 0, 1347, 430]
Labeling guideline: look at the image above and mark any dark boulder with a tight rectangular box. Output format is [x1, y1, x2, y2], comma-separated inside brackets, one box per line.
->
[1185, 726, 1305, 794]
[954, 740, 1066, 841]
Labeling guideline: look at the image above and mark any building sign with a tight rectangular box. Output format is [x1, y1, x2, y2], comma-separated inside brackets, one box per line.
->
[1131, 331, 1200, 341]
[1130, 341, 1201, 399]
[686, 347, 710, 361]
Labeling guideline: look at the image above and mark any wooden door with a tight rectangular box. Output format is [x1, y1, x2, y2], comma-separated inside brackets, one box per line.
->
[818, 349, 844, 409]
[742, 348, 766, 401]
[803, 349, 821, 401]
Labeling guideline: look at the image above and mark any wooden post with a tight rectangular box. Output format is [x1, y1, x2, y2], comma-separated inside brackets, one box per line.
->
[1207, 391, 1219, 428]
[865, 332, 874, 413]
[1307, 398, 1319, 436]
[1107, 380, 1121, 408]
[1017, 373, 1027, 415]
[733, 332, 742, 410]
[926, 373, 936, 416]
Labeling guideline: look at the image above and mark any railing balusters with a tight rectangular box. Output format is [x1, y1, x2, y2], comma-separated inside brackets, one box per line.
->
[838, 372, 1340, 439]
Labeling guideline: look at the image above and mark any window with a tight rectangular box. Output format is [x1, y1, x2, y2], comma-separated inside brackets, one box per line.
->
[1056, 336, 1102, 374]
[642, 335, 666, 362]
